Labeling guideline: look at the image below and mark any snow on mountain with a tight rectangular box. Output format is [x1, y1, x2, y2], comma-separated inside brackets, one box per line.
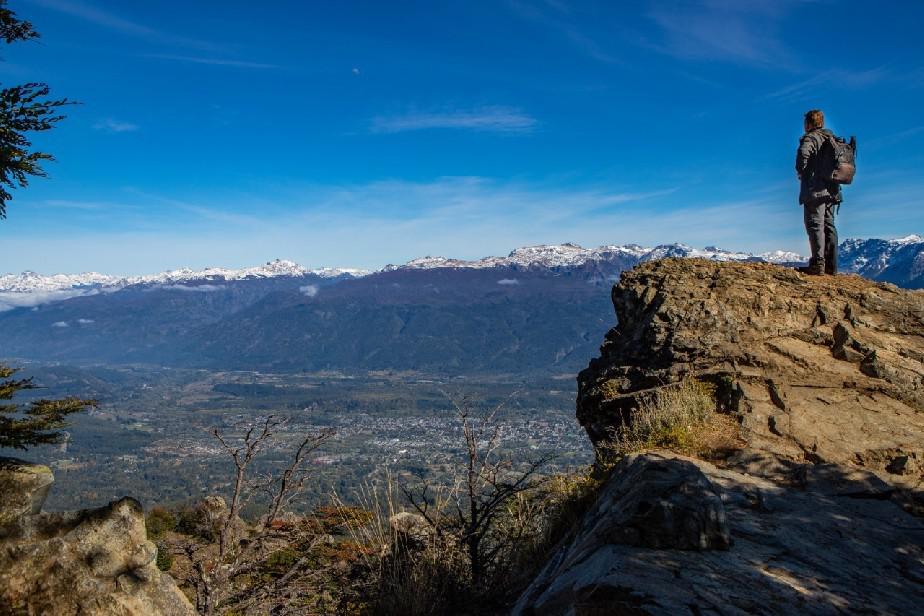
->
[7, 236, 922, 311]
[0, 245, 803, 310]
[390, 242, 800, 271]
[839, 235, 924, 280]
[757, 250, 806, 263]
[0, 259, 368, 311]
[0, 270, 120, 294]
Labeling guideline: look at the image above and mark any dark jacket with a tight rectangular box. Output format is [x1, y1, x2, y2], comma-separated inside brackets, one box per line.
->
[796, 128, 843, 206]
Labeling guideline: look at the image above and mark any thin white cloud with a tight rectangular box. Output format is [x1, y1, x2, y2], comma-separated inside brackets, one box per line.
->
[77, 318, 94, 324]
[12, 173, 924, 275]
[371, 107, 537, 134]
[300, 284, 319, 297]
[865, 125, 924, 151]
[144, 54, 279, 70]
[51, 321, 69, 327]
[764, 67, 891, 102]
[43, 199, 106, 210]
[497, 278, 520, 285]
[29, 0, 219, 51]
[0, 288, 100, 311]
[93, 118, 139, 133]
[646, 0, 797, 67]
[504, 0, 626, 66]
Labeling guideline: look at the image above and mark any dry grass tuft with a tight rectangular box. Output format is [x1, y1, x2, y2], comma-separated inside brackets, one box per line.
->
[598, 378, 742, 462]
[333, 473, 471, 615]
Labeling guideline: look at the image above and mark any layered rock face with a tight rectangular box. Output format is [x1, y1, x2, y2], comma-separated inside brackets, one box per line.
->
[0, 457, 194, 616]
[578, 258, 924, 483]
[517, 259, 924, 615]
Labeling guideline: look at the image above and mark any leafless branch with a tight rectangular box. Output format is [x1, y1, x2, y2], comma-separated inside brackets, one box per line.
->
[184, 416, 335, 615]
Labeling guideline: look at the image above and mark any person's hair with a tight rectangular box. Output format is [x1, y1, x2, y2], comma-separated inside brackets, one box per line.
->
[804, 109, 824, 130]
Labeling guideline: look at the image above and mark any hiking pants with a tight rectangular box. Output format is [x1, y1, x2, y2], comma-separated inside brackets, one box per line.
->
[803, 201, 838, 274]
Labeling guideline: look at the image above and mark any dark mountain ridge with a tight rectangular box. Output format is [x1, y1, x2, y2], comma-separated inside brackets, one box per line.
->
[1, 237, 921, 375]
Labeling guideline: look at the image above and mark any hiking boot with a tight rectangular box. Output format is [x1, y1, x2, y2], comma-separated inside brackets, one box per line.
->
[797, 262, 825, 276]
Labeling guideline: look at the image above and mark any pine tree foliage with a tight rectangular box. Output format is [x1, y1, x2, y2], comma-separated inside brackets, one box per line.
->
[0, 0, 73, 218]
[0, 365, 95, 450]
[0, 4, 86, 449]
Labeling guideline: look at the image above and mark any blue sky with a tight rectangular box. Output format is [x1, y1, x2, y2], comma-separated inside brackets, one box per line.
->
[1, 0, 922, 274]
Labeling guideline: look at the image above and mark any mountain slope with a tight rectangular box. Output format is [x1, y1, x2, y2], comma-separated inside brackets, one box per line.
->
[1, 237, 921, 374]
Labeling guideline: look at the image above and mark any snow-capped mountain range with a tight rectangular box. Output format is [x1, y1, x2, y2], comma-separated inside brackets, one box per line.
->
[3, 243, 798, 300]
[387, 242, 803, 271]
[2, 236, 921, 312]
[0, 260, 368, 310]
[1, 235, 921, 374]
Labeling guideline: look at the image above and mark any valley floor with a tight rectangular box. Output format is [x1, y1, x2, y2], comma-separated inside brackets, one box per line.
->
[5, 363, 592, 514]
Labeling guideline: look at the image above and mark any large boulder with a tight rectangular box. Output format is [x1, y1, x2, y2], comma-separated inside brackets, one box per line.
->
[0, 458, 195, 616]
[578, 259, 924, 488]
[514, 452, 924, 615]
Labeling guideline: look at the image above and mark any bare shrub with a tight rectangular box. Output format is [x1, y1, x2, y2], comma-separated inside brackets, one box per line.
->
[337, 395, 555, 614]
[181, 415, 335, 615]
[334, 472, 469, 615]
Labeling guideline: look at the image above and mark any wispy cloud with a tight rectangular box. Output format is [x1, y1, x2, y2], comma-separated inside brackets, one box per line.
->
[28, 0, 218, 51]
[124, 190, 270, 228]
[646, 0, 798, 67]
[42, 199, 106, 210]
[12, 175, 924, 275]
[370, 107, 537, 134]
[93, 118, 139, 133]
[0, 289, 97, 311]
[504, 0, 625, 65]
[144, 54, 279, 70]
[2, 177, 686, 273]
[764, 66, 891, 102]
[865, 125, 924, 151]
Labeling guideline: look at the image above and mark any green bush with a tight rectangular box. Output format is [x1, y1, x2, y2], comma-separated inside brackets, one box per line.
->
[145, 506, 177, 540]
[264, 547, 300, 574]
[155, 541, 174, 572]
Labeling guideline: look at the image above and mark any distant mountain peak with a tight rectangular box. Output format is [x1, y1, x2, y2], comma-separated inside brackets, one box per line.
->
[0, 259, 368, 310]
[4, 235, 922, 312]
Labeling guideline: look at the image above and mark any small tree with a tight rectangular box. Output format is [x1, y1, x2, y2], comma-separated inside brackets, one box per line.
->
[402, 394, 552, 590]
[0, 0, 73, 218]
[0, 4, 87, 453]
[182, 415, 335, 615]
[0, 365, 94, 450]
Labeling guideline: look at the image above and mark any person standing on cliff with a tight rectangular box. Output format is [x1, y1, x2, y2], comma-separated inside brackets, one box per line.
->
[796, 109, 842, 275]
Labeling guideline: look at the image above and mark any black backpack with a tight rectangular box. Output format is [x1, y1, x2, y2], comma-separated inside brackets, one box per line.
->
[821, 133, 857, 185]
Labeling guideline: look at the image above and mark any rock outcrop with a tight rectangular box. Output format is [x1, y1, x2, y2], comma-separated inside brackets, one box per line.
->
[518, 260, 924, 615]
[578, 258, 924, 487]
[0, 456, 195, 616]
[514, 452, 924, 615]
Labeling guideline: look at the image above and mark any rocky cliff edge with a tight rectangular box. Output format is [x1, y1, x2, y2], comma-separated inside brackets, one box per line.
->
[516, 259, 924, 615]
